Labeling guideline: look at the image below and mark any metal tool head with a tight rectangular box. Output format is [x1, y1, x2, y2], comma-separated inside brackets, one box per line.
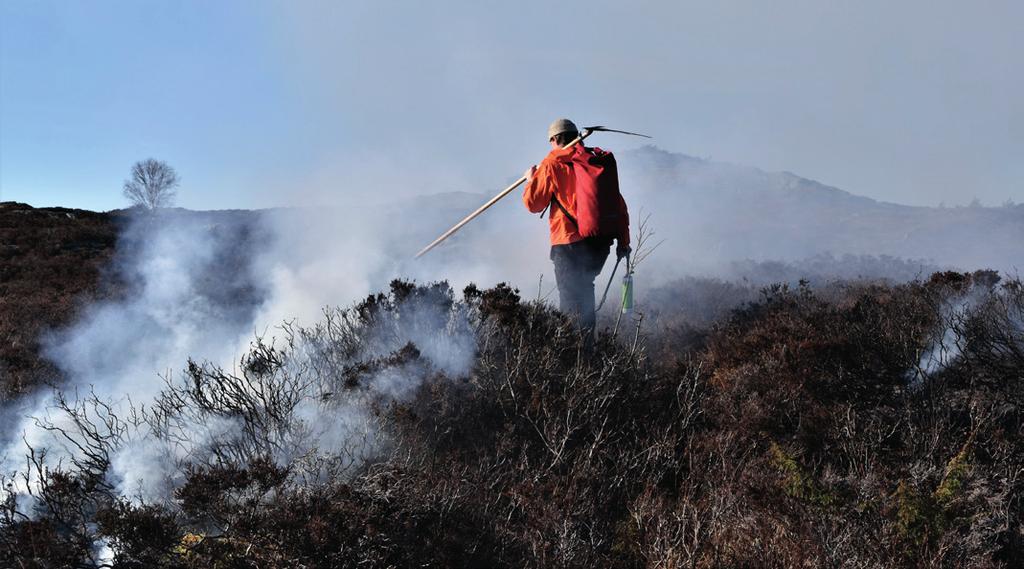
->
[582, 126, 652, 138]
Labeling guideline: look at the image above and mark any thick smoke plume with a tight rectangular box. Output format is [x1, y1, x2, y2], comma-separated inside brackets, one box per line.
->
[0, 202, 491, 506]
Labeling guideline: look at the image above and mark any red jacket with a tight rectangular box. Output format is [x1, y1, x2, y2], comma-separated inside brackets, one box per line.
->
[523, 145, 630, 247]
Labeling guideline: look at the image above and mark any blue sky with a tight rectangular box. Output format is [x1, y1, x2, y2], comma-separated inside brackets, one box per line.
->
[1, 0, 1021, 211]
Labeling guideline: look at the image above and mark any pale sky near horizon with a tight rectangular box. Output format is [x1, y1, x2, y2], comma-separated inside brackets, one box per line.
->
[1, 0, 1020, 212]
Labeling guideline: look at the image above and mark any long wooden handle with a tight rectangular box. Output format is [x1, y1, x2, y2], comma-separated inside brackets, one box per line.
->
[414, 175, 527, 258]
[414, 131, 591, 259]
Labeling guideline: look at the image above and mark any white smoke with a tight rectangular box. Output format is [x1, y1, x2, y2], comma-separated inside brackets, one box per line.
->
[912, 299, 972, 382]
[1, 190, 536, 507]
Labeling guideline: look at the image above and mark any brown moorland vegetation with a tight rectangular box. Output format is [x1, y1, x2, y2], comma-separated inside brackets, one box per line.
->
[0, 202, 123, 399]
[2, 270, 1021, 567]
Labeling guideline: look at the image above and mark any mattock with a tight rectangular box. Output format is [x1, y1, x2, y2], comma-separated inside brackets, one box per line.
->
[414, 126, 651, 259]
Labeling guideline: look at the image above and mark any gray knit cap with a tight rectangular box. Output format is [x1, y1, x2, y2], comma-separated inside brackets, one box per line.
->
[547, 118, 578, 140]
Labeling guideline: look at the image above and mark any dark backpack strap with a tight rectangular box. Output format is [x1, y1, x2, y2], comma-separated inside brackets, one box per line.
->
[550, 196, 578, 228]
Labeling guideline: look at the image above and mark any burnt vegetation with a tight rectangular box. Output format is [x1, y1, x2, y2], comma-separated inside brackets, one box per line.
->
[2, 264, 1022, 567]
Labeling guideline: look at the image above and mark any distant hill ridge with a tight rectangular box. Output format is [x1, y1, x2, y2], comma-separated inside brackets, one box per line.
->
[622, 145, 1011, 211]
[615, 146, 1022, 272]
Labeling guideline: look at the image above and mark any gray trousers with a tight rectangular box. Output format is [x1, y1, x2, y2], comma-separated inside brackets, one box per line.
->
[550, 236, 613, 334]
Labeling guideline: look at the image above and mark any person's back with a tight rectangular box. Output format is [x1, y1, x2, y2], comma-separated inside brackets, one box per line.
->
[522, 118, 630, 338]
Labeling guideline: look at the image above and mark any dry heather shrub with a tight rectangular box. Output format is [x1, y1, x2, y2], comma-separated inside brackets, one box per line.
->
[2, 274, 1021, 568]
[381, 283, 714, 567]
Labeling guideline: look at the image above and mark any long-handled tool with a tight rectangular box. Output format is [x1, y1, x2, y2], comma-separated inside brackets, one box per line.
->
[595, 255, 623, 312]
[414, 126, 650, 258]
[596, 251, 633, 313]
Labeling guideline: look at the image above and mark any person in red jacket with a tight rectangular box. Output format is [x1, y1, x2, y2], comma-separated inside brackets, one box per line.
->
[523, 118, 630, 337]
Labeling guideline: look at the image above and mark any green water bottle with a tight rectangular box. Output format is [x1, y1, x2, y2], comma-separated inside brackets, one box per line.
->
[621, 273, 634, 314]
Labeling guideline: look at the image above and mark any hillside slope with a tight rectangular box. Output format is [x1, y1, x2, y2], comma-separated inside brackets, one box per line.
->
[0, 202, 121, 398]
[0, 203, 267, 398]
[620, 146, 1023, 273]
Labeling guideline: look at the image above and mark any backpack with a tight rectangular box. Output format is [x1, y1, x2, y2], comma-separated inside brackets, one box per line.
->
[551, 145, 630, 244]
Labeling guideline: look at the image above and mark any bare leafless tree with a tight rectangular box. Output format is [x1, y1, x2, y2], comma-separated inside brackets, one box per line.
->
[122, 158, 179, 210]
